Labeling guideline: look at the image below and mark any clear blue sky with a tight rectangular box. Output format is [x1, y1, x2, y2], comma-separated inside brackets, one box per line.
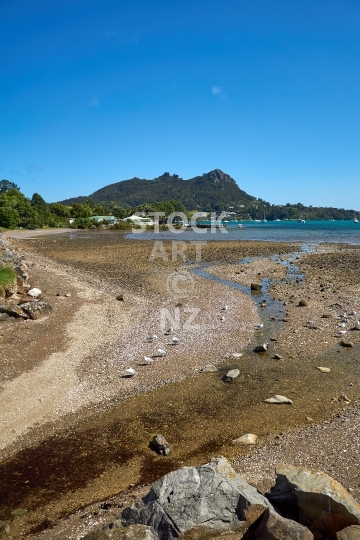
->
[1, 0, 360, 209]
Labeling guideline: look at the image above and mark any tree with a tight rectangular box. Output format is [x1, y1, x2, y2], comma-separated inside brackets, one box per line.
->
[49, 203, 70, 218]
[71, 203, 92, 218]
[0, 180, 19, 194]
[0, 207, 20, 229]
[31, 193, 50, 227]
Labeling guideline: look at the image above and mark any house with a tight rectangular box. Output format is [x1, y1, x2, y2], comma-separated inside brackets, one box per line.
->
[122, 214, 154, 225]
[90, 215, 117, 224]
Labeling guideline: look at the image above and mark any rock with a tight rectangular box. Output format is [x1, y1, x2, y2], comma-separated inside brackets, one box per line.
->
[27, 287, 42, 298]
[305, 417, 314, 422]
[336, 525, 360, 539]
[340, 340, 354, 348]
[116, 294, 124, 301]
[120, 456, 271, 540]
[0, 313, 9, 321]
[0, 522, 10, 535]
[223, 369, 240, 382]
[19, 301, 53, 320]
[229, 352, 243, 359]
[201, 364, 219, 372]
[299, 300, 309, 307]
[65, 292, 71, 297]
[232, 433, 257, 445]
[151, 435, 170, 456]
[254, 343, 268, 353]
[273, 354, 283, 360]
[316, 366, 331, 373]
[10, 508, 27, 517]
[268, 464, 360, 538]
[322, 314, 332, 318]
[253, 507, 314, 539]
[264, 395, 293, 405]
[0, 302, 29, 318]
[82, 531, 109, 540]
[251, 283, 262, 291]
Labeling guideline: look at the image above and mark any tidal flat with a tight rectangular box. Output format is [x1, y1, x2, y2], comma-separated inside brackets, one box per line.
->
[0, 230, 359, 539]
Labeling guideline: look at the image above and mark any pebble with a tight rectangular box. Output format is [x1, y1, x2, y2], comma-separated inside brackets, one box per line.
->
[316, 367, 331, 373]
[201, 364, 219, 373]
[223, 369, 240, 382]
[264, 395, 293, 405]
[232, 433, 257, 445]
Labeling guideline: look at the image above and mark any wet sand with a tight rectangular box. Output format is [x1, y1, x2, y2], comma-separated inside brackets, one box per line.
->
[0, 231, 359, 539]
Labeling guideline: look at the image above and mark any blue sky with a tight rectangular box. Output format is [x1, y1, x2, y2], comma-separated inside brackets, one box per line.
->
[1, 0, 360, 209]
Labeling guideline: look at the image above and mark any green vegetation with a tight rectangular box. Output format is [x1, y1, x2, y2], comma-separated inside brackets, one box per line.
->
[0, 170, 359, 230]
[0, 265, 16, 286]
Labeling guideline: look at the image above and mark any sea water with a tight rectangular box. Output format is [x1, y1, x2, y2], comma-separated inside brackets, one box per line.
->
[129, 220, 360, 245]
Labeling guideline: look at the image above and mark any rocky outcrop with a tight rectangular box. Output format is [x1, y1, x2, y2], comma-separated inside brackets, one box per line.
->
[268, 465, 360, 539]
[336, 525, 360, 539]
[0, 234, 52, 321]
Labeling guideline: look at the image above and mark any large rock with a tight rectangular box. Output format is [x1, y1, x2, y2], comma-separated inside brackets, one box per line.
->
[19, 301, 52, 320]
[268, 465, 360, 538]
[336, 525, 360, 539]
[0, 301, 29, 318]
[223, 369, 240, 382]
[251, 507, 314, 539]
[120, 457, 271, 539]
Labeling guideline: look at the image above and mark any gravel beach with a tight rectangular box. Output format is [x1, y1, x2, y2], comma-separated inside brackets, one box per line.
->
[0, 230, 359, 539]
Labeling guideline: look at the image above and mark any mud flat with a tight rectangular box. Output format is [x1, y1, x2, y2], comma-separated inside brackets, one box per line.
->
[0, 231, 359, 539]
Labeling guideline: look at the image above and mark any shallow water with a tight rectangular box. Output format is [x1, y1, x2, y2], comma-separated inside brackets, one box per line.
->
[129, 220, 360, 244]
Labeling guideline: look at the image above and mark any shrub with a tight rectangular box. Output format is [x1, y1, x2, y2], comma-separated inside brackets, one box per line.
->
[0, 265, 16, 286]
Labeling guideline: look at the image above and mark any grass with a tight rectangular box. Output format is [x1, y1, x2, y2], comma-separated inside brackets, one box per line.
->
[0, 265, 16, 286]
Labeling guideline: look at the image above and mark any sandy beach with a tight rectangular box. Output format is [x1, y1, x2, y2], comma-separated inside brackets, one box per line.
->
[0, 230, 359, 539]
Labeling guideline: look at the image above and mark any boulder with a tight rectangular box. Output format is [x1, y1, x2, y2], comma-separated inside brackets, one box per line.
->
[151, 435, 170, 456]
[0, 302, 29, 318]
[222, 369, 240, 382]
[120, 456, 271, 540]
[19, 301, 53, 320]
[251, 507, 314, 539]
[336, 525, 360, 539]
[268, 465, 360, 538]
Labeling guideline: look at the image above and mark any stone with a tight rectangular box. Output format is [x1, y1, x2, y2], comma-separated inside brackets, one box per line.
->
[0, 522, 10, 534]
[254, 343, 268, 353]
[19, 301, 53, 320]
[120, 457, 271, 540]
[253, 507, 314, 539]
[151, 435, 170, 456]
[299, 300, 309, 307]
[316, 366, 331, 373]
[264, 395, 293, 405]
[229, 352, 243, 359]
[251, 283, 262, 291]
[27, 287, 42, 298]
[201, 364, 219, 372]
[268, 465, 360, 538]
[10, 508, 27, 517]
[116, 294, 124, 301]
[273, 354, 283, 360]
[336, 525, 360, 539]
[232, 433, 257, 445]
[223, 369, 240, 382]
[65, 292, 71, 297]
[340, 341, 354, 348]
[0, 302, 29, 318]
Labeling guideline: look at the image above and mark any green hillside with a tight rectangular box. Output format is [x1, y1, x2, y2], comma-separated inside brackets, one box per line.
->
[59, 169, 256, 211]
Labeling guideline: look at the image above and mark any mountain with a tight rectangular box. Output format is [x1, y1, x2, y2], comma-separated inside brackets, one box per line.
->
[59, 169, 256, 211]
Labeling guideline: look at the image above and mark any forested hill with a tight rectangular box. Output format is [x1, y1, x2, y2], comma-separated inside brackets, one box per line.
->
[59, 169, 256, 211]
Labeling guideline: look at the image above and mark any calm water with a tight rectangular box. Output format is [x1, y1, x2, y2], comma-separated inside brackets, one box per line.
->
[129, 220, 360, 244]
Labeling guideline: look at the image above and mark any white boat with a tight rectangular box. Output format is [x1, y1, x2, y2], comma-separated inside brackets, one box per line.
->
[238, 223, 243, 228]
[354, 217, 359, 223]
[254, 219, 261, 222]
[297, 219, 306, 223]
[275, 219, 281, 221]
